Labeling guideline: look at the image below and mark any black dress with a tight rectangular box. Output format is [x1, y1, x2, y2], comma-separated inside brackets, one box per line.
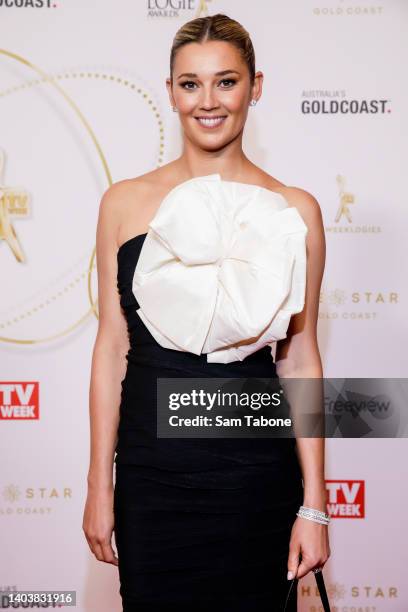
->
[113, 232, 304, 612]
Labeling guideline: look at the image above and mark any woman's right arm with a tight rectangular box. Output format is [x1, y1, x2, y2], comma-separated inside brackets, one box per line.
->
[82, 183, 131, 566]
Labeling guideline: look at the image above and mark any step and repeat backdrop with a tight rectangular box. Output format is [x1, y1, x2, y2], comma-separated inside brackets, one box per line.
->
[1, 0, 407, 610]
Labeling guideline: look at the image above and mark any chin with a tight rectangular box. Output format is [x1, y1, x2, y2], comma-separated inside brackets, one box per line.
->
[194, 134, 229, 147]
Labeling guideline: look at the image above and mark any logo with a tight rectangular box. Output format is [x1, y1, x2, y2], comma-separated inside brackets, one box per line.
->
[326, 479, 365, 517]
[0, 0, 58, 8]
[323, 174, 382, 233]
[0, 149, 31, 262]
[301, 89, 390, 116]
[335, 174, 354, 223]
[319, 288, 398, 321]
[0, 382, 39, 419]
[312, 2, 385, 17]
[147, 0, 214, 19]
[1, 482, 73, 516]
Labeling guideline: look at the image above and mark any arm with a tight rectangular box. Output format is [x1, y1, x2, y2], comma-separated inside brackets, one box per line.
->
[87, 184, 130, 490]
[82, 182, 131, 565]
[274, 187, 330, 579]
[275, 187, 327, 509]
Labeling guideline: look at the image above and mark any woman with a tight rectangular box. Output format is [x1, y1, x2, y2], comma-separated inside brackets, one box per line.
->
[83, 13, 330, 612]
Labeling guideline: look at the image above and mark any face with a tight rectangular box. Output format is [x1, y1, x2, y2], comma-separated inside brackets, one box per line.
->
[166, 40, 263, 150]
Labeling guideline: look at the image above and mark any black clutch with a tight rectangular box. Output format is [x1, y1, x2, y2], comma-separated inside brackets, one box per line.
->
[283, 568, 331, 611]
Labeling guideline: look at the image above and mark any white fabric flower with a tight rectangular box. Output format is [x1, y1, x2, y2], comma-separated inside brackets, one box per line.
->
[132, 173, 308, 364]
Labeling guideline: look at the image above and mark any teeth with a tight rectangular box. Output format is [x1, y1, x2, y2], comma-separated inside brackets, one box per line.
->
[197, 117, 225, 126]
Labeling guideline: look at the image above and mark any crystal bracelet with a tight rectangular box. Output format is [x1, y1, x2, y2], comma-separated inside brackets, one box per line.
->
[296, 505, 331, 525]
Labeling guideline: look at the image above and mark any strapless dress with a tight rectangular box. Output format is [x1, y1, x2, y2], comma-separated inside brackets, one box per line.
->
[113, 173, 307, 611]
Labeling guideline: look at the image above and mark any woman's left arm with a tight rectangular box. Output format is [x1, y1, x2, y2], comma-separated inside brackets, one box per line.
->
[275, 187, 330, 580]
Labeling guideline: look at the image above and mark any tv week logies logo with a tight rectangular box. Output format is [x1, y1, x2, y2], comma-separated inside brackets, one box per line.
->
[326, 480, 365, 518]
[0, 383, 39, 419]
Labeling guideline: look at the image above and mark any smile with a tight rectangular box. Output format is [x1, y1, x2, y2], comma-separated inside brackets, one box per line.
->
[195, 116, 227, 129]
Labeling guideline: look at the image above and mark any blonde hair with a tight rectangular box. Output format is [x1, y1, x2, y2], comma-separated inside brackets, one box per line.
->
[169, 13, 256, 85]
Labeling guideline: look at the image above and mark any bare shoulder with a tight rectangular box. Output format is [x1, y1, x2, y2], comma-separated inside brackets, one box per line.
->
[98, 166, 175, 248]
[278, 185, 326, 269]
[98, 173, 153, 218]
[251, 168, 323, 230]
[277, 184, 324, 229]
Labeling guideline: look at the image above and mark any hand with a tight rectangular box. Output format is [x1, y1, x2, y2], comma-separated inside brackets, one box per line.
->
[287, 515, 331, 580]
[82, 483, 118, 566]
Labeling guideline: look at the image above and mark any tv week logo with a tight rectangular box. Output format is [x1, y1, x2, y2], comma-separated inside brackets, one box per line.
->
[0, 382, 39, 419]
[326, 480, 365, 518]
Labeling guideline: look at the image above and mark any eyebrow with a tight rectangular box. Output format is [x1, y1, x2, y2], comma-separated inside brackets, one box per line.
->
[176, 69, 241, 79]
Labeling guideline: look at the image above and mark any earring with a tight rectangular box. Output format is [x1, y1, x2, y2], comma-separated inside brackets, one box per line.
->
[249, 99, 257, 106]
[172, 106, 178, 112]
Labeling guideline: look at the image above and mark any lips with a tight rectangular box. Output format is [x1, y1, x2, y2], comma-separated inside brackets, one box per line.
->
[195, 116, 227, 129]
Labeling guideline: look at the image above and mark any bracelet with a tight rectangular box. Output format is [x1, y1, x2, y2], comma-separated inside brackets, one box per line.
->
[296, 505, 330, 525]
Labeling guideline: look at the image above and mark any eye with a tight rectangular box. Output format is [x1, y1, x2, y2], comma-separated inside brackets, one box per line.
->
[179, 81, 197, 90]
[219, 78, 236, 88]
[179, 78, 237, 91]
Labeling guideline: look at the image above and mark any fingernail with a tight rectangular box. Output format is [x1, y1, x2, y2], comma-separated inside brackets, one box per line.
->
[287, 571, 294, 580]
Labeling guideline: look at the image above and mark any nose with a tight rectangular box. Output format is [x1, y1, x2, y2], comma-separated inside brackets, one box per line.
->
[199, 85, 220, 111]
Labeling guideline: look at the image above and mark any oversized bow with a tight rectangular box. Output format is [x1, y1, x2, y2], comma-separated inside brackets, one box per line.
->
[132, 174, 308, 364]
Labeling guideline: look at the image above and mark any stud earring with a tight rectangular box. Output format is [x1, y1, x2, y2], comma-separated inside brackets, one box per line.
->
[172, 106, 178, 112]
[249, 99, 257, 107]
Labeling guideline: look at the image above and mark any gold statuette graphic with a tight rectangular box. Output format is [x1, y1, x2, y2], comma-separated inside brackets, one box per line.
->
[0, 148, 30, 263]
[335, 174, 355, 223]
[195, 0, 213, 17]
[0, 49, 164, 344]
